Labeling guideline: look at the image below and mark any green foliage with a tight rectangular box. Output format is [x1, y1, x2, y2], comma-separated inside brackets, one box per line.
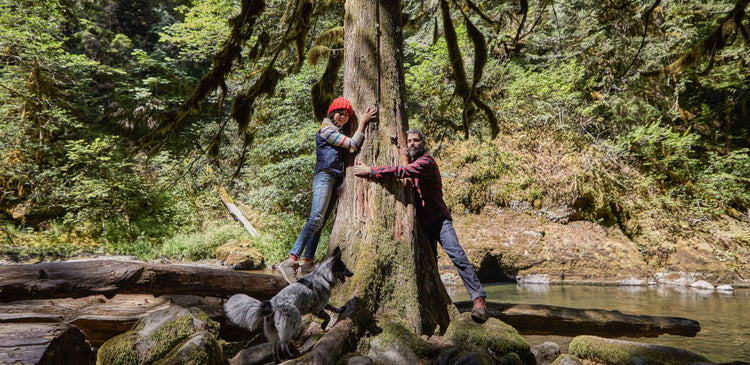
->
[159, 0, 239, 62]
[155, 224, 247, 261]
[497, 59, 588, 130]
[623, 122, 750, 217]
[1, 0, 749, 268]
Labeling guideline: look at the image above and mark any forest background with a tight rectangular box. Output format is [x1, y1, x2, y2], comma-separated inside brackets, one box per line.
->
[1, 0, 748, 277]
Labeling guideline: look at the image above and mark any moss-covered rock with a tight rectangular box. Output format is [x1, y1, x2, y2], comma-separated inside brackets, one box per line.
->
[550, 354, 583, 365]
[435, 347, 495, 365]
[568, 335, 709, 365]
[365, 320, 430, 364]
[214, 238, 265, 270]
[153, 331, 226, 365]
[444, 312, 531, 360]
[97, 306, 224, 365]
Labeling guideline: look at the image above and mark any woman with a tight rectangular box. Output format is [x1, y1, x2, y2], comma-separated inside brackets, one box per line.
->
[278, 97, 377, 284]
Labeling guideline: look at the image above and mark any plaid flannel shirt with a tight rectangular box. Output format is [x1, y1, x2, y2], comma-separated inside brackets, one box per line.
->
[369, 153, 451, 227]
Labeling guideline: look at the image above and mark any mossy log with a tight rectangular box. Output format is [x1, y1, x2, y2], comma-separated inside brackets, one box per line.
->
[454, 301, 700, 338]
[569, 335, 709, 365]
[0, 260, 286, 302]
[0, 323, 96, 364]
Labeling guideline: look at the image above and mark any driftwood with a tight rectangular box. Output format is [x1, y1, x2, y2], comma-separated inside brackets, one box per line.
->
[217, 185, 259, 237]
[0, 260, 286, 302]
[454, 301, 700, 338]
[0, 323, 95, 365]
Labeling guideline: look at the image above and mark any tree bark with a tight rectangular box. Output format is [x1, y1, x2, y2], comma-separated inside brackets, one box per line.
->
[330, 0, 452, 336]
[0, 260, 286, 302]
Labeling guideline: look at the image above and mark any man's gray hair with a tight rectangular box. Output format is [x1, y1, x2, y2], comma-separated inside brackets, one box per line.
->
[405, 129, 426, 143]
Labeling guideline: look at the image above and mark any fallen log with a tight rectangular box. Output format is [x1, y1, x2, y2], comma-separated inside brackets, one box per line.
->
[0, 260, 286, 302]
[454, 301, 700, 338]
[0, 295, 229, 347]
[0, 323, 96, 365]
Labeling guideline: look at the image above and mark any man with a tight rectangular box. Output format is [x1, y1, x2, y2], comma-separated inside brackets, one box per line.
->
[352, 129, 487, 322]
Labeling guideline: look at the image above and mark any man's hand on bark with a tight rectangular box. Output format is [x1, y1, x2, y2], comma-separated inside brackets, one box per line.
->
[352, 164, 370, 176]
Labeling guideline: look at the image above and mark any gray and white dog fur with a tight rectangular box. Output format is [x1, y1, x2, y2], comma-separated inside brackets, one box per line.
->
[224, 247, 353, 362]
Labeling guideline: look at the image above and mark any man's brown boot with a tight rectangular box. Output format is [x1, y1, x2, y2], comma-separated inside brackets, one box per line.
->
[471, 296, 488, 323]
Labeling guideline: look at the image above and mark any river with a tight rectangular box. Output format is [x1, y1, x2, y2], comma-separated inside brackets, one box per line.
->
[447, 283, 750, 363]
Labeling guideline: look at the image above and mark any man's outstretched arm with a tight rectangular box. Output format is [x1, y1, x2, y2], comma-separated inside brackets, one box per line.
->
[352, 155, 434, 179]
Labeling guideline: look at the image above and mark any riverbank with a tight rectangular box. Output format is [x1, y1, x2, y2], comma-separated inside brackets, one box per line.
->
[446, 208, 750, 288]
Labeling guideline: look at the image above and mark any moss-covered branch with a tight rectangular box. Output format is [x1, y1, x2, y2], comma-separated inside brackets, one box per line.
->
[664, 0, 749, 75]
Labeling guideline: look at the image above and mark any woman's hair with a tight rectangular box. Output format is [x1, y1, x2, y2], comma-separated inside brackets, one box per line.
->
[327, 109, 345, 120]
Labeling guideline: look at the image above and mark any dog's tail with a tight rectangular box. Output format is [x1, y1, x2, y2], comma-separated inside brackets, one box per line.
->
[224, 294, 274, 331]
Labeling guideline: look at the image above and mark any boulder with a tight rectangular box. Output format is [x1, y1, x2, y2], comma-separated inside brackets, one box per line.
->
[229, 343, 273, 365]
[214, 239, 265, 270]
[97, 306, 225, 365]
[157, 331, 226, 365]
[531, 342, 560, 365]
[435, 348, 496, 365]
[366, 320, 429, 364]
[444, 312, 531, 362]
[690, 280, 715, 290]
[716, 284, 734, 292]
[346, 356, 374, 365]
[568, 335, 709, 365]
[550, 354, 583, 365]
[653, 271, 701, 287]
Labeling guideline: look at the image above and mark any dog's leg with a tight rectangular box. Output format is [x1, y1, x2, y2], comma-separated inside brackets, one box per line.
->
[283, 342, 301, 359]
[264, 317, 281, 364]
[315, 309, 331, 330]
[325, 303, 345, 313]
[274, 305, 302, 345]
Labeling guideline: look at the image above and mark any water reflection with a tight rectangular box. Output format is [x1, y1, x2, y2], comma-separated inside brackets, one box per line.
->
[517, 283, 549, 294]
[616, 285, 644, 294]
[448, 283, 750, 362]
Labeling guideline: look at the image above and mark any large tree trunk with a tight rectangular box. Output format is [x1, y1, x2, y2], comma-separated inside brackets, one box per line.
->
[329, 0, 452, 336]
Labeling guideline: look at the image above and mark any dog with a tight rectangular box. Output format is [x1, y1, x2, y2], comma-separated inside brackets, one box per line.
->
[224, 246, 354, 363]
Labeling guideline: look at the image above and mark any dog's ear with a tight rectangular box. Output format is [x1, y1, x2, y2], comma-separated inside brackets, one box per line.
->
[331, 246, 341, 259]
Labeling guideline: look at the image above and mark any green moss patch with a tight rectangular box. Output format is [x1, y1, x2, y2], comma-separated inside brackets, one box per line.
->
[444, 312, 530, 357]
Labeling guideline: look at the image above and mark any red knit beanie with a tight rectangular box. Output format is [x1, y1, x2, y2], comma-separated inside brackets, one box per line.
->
[327, 97, 354, 117]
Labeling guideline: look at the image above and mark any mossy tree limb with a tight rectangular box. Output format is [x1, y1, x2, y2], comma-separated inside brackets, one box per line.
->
[440, 0, 499, 138]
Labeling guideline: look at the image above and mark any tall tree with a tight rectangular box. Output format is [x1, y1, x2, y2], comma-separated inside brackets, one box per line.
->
[329, 0, 452, 335]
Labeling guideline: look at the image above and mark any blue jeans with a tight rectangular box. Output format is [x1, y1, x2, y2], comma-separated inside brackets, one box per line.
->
[427, 217, 486, 300]
[291, 171, 340, 259]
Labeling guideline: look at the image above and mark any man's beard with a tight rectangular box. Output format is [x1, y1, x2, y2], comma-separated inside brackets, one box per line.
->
[408, 146, 425, 159]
